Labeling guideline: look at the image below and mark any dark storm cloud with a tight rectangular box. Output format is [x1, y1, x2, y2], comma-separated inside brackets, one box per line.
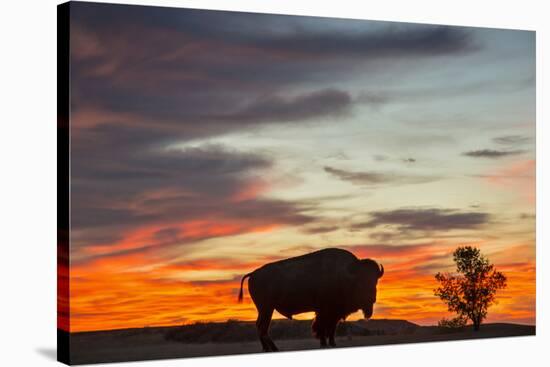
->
[255, 23, 475, 57]
[69, 2, 478, 137]
[73, 131, 271, 185]
[71, 3, 475, 59]
[462, 149, 525, 158]
[356, 208, 490, 232]
[323, 166, 439, 186]
[73, 87, 353, 140]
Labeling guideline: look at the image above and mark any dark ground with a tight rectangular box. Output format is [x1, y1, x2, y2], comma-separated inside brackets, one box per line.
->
[66, 319, 535, 365]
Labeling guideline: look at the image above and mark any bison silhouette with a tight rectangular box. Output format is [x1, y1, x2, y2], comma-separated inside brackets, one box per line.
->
[238, 248, 384, 351]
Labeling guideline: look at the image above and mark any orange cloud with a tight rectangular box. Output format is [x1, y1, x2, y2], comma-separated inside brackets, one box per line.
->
[69, 240, 535, 332]
[230, 178, 271, 202]
[81, 219, 280, 258]
[483, 159, 535, 204]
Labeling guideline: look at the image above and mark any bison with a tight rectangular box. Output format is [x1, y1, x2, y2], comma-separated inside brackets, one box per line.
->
[237, 248, 384, 351]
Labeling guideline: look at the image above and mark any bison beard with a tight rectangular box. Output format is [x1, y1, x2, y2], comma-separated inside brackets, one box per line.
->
[238, 248, 384, 351]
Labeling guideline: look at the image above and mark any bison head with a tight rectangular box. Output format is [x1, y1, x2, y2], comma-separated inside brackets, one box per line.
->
[348, 259, 384, 320]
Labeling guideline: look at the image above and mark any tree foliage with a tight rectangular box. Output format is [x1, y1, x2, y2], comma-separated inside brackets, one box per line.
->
[434, 246, 507, 331]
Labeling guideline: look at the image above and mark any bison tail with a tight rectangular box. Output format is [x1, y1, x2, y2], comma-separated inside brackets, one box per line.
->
[237, 272, 252, 303]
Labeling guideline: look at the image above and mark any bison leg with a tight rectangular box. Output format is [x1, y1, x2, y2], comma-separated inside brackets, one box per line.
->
[267, 337, 279, 352]
[315, 314, 328, 348]
[320, 334, 327, 348]
[256, 308, 278, 352]
[315, 313, 338, 348]
[327, 319, 338, 347]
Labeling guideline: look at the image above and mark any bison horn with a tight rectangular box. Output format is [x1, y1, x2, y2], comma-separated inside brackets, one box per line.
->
[378, 264, 384, 278]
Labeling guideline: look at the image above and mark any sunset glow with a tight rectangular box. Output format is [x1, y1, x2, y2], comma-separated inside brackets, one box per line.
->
[65, 3, 535, 333]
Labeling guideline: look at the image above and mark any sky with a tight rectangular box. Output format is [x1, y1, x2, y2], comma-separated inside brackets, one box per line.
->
[65, 2, 535, 332]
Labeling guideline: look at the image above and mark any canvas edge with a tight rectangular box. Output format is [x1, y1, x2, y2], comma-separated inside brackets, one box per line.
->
[57, 1, 71, 365]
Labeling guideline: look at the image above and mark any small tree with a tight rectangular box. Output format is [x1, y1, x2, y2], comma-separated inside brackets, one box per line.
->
[438, 315, 468, 329]
[434, 246, 507, 331]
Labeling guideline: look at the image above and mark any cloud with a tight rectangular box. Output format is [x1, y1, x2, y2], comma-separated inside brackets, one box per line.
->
[493, 135, 532, 146]
[366, 230, 429, 242]
[69, 2, 478, 139]
[355, 208, 490, 232]
[519, 213, 535, 220]
[476, 159, 535, 204]
[347, 243, 438, 259]
[250, 23, 475, 59]
[325, 151, 350, 161]
[462, 149, 525, 158]
[323, 166, 439, 186]
[373, 155, 389, 162]
[365, 74, 534, 106]
[355, 91, 390, 108]
[226, 88, 352, 123]
[70, 143, 316, 261]
[71, 88, 353, 148]
[302, 225, 340, 234]
[72, 4, 476, 63]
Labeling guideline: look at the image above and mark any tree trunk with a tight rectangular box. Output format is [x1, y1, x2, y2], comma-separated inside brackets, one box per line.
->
[473, 322, 480, 331]
[470, 313, 481, 331]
